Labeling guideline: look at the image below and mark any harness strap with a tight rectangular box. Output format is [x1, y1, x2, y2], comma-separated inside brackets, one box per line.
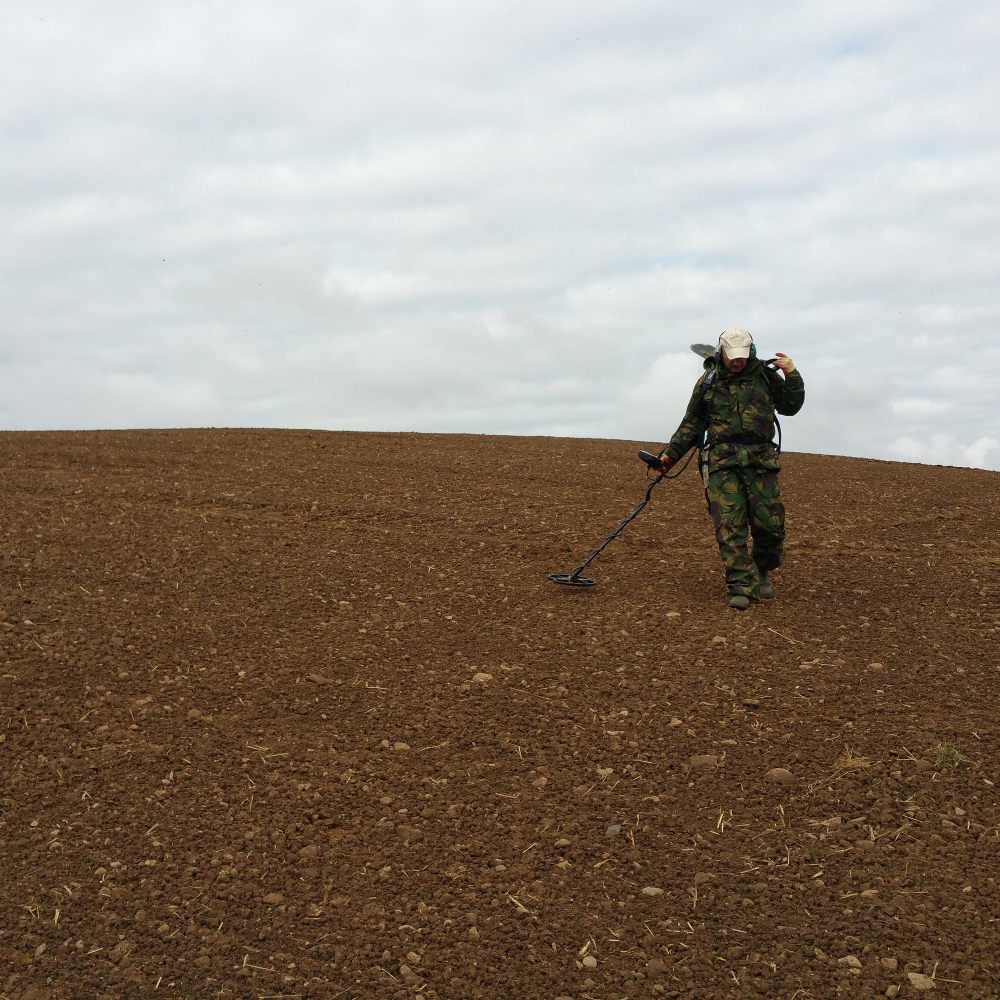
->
[708, 432, 775, 447]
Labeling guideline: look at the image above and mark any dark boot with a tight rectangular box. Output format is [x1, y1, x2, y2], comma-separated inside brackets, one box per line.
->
[728, 595, 750, 610]
[758, 569, 774, 599]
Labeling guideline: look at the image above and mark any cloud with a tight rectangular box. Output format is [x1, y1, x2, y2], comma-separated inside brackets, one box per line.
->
[890, 398, 950, 418]
[0, 1, 998, 470]
[891, 433, 1000, 470]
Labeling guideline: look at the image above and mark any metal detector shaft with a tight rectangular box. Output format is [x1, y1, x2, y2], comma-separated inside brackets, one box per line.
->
[563, 471, 665, 580]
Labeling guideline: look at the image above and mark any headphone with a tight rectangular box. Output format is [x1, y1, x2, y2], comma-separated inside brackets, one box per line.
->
[715, 334, 757, 366]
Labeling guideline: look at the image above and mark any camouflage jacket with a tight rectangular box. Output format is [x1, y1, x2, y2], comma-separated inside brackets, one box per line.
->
[664, 356, 805, 471]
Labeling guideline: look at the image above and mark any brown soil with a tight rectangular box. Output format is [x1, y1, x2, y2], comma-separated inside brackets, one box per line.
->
[1, 429, 998, 1000]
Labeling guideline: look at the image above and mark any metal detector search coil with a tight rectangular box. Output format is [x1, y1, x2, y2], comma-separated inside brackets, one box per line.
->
[546, 572, 597, 587]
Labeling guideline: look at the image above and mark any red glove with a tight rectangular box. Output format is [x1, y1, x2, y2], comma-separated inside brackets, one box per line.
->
[773, 352, 796, 375]
[657, 455, 672, 472]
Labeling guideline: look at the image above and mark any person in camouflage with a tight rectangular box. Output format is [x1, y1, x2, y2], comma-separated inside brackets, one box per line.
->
[659, 328, 805, 610]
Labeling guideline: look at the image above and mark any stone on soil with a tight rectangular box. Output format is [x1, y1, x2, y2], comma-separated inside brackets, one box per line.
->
[689, 754, 719, 769]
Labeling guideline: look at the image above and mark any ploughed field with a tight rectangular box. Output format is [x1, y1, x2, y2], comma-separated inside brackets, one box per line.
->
[1, 429, 998, 1000]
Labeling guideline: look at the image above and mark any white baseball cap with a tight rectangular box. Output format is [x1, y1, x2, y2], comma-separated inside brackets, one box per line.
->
[719, 328, 752, 359]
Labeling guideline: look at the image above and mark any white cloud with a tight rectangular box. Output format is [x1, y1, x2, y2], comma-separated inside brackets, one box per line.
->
[891, 398, 950, 418]
[617, 352, 706, 445]
[891, 433, 1000, 469]
[0, 0, 998, 470]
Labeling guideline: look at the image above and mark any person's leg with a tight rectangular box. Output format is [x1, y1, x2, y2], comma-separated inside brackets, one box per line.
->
[707, 467, 758, 600]
[748, 470, 786, 592]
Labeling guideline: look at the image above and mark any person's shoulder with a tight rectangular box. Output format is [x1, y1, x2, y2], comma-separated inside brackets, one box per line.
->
[697, 359, 718, 385]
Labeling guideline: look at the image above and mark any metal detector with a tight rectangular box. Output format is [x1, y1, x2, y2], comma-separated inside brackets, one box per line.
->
[548, 341, 783, 588]
[547, 450, 680, 588]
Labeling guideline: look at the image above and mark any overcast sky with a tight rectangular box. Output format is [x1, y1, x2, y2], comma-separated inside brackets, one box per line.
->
[2, 1, 998, 469]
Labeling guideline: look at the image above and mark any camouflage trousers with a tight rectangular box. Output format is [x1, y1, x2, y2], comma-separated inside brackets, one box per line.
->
[706, 466, 785, 598]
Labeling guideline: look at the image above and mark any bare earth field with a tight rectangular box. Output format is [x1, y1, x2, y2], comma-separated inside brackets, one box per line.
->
[2, 428, 999, 1000]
